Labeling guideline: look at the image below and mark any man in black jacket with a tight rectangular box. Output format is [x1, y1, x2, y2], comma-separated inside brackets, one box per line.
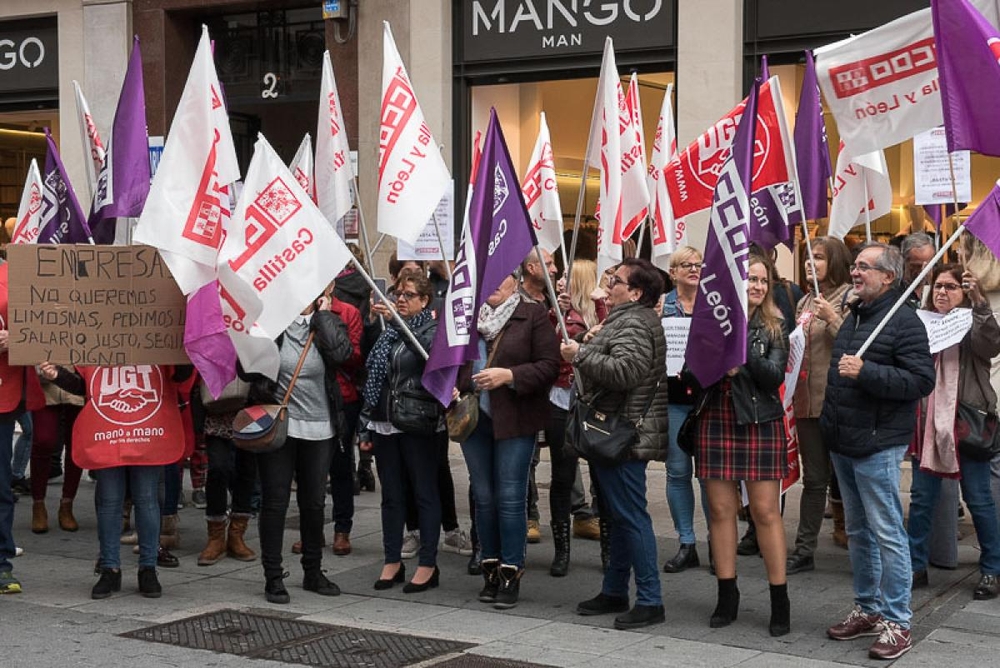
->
[820, 243, 934, 661]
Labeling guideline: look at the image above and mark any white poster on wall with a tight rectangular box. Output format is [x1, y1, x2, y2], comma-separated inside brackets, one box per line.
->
[913, 127, 971, 205]
[397, 180, 455, 261]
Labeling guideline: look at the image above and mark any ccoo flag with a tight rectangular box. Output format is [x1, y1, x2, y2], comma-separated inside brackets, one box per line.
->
[794, 50, 832, 220]
[289, 133, 316, 202]
[38, 129, 93, 244]
[964, 181, 1000, 257]
[932, 0, 1000, 156]
[316, 51, 354, 227]
[10, 159, 43, 245]
[378, 22, 450, 245]
[521, 112, 563, 253]
[685, 80, 758, 388]
[828, 144, 892, 240]
[422, 109, 537, 407]
[89, 35, 151, 245]
[72, 80, 106, 197]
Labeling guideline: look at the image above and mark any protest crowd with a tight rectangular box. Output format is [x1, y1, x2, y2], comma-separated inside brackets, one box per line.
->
[6, 2, 1000, 665]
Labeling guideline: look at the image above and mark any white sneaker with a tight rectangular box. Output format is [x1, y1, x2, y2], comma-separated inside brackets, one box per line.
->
[401, 531, 420, 559]
[442, 528, 474, 556]
[14, 547, 23, 558]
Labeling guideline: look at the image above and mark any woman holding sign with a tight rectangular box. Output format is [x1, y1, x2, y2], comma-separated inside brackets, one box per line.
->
[906, 264, 1000, 600]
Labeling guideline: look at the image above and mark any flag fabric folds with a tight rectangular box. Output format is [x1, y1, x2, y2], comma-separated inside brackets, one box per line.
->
[932, 0, 1000, 156]
[620, 72, 650, 240]
[522, 112, 563, 254]
[184, 280, 238, 399]
[378, 22, 451, 246]
[685, 80, 758, 389]
[589, 38, 625, 276]
[89, 35, 151, 245]
[10, 159, 43, 245]
[133, 25, 240, 295]
[647, 83, 681, 270]
[964, 180, 1000, 257]
[316, 51, 354, 227]
[289, 134, 316, 202]
[422, 109, 538, 407]
[794, 50, 832, 220]
[827, 145, 893, 240]
[73, 80, 106, 197]
[38, 129, 93, 244]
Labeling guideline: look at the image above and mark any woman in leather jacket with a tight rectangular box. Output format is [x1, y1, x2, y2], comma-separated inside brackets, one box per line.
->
[359, 273, 444, 594]
[692, 253, 791, 637]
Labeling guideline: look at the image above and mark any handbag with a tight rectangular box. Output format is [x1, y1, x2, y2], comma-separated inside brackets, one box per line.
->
[200, 376, 251, 415]
[567, 382, 659, 467]
[446, 329, 506, 443]
[677, 410, 699, 456]
[955, 400, 1000, 462]
[232, 331, 315, 454]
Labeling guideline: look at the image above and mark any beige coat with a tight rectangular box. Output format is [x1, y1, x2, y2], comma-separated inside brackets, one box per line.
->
[792, 283, 852, 419]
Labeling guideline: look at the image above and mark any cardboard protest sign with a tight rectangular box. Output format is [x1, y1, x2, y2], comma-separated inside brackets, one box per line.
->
[7, 244, 189, 365]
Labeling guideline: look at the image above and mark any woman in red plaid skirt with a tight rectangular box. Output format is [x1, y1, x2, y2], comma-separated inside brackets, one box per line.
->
[691, 254, 790, 637]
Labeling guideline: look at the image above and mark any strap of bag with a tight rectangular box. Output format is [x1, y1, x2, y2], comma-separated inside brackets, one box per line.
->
[280, 330, 316, 406]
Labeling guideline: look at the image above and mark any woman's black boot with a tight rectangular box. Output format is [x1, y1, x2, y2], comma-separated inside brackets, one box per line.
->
[550, 520, 571, 577]
[769, 583, 791, 637]
[709, 577, 740, 628]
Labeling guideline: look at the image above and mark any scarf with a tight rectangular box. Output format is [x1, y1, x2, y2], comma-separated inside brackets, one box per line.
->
[477, 292, 520, 341]
[919, 344, 961, 478]
[362, 308, 433, 408]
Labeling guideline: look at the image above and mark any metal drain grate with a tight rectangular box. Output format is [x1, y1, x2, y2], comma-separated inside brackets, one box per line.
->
[121, 609, 473, 667]
[429, 656, 554, 668]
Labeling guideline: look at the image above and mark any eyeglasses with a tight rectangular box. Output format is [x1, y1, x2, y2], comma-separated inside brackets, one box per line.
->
[607, 275, 631, 289]
[850, 262, 880, 273]
[747, 276, 769, 285]
[932, 282, 962, 292]
[675, 262, 703, 271]
[397, 291, 421, 301]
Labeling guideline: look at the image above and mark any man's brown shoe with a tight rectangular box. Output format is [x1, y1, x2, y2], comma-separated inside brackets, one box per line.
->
[332, 532, 352, 556]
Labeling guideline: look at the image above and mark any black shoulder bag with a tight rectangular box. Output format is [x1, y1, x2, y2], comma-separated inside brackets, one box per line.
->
[567, 382, 659, 468]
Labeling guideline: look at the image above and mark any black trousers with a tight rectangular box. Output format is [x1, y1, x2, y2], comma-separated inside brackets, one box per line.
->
[329, 400, 361, 533]
[205, 434, 257, 517]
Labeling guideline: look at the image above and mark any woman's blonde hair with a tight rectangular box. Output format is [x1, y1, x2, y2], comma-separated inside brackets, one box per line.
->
[961, 232, 1000, 292]
[748, 254, 785, 339]
[669, 246, 702, 270]
[569, 259, 599, 328]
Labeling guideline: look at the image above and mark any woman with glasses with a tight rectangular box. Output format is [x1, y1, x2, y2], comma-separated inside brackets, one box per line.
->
[361, 273, 445, 594]
[660, 246, 709, 574]
[691, 253, 791, 637]
[906, 264, 1000, 600]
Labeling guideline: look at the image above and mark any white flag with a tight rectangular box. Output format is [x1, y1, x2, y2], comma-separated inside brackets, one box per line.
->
[620, 73, 650, 239]
[316, 51, 354, 227]
[828, 144, 893, 240]
[814, 0, 1000, 156]
[218, 133, 352, 376]
[73, 80, 106, 198]
[133, 25, 240, 295]
[378, 22, 450, 246]
[10, 159, 43, 245]
[289, 134, 316, 203]
[521, 112, 563, 254]
[647, 84, 682, 270]
[588, 38, 624, 277]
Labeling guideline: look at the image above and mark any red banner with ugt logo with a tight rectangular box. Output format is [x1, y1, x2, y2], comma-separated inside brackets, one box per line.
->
[72, 365, 185, 470]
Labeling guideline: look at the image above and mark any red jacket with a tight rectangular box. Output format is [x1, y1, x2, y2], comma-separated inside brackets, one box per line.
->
[0, 263, 26, 417]
[329, 296, 362, 403]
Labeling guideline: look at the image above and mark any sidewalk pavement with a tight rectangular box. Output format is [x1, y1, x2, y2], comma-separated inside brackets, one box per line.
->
[2, 451, 999, 667]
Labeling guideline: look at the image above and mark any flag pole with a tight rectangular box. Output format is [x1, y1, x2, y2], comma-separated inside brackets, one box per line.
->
[566, 86, 601, 290]
[855, 224, 964, 358]
[534, 245, 570, 343]
[946, 152, 963, 247]
[635, 217, 647, 257]
[348, 255, 429, 360]
[791, 175, 821, 296]
[371, 232, 387, 256]
[862, 179, 873, 242]
[349, 178, 386, 332]
[430, 208, 454, 281]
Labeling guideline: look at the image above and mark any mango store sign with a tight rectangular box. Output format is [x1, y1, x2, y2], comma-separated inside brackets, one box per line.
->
[8, 244, 189, 366]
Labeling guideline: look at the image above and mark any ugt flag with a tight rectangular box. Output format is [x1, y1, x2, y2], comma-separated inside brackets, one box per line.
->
[686, 80, 758, 388]
[289, 133, 316, 202]
[828, 144, 893, 240]
[422, 109, 537, 407]
[316, 50, 354, 227]
[73, 80, 106, 196]
[378, 22, 450, 245]
[38, 129, 93, 244]
[963, 180, 1000, 258]
[794, 50, 832, 220]
[933, 0, 1000, 156]
[133, 25, 240, 295]
[89, 35, 151, 245]
[10, 159, 42, 245]
[522, 112, 563, 254]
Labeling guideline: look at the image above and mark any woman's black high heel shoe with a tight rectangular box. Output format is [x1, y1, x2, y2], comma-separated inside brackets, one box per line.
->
[374, 563, 405, 590]
[403, 566, 440, 594]
[710, 577, 740, 628]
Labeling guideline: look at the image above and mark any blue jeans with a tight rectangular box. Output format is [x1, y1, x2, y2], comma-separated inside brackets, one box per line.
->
[909, 454, 1000, 575]
[95, 466, 161, 569]
[594, 460, 662, 606]
[11, 412, 31, 480]
[374, 431, 441, 567]
[462, 415, 535, 567]
[666, 403, 701, 544]
[0, 421, 16, 573]
[832, 446, 911, 628]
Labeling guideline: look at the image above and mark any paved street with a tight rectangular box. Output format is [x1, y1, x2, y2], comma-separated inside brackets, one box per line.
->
[3, 450, 999, 667]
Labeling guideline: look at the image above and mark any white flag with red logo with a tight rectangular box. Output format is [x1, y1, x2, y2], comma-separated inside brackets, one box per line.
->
[289, 134, 316, 203]
[73, 80, 106, 196]
[827, 144, 893, 240]
[620, 73, 650, 240]
[133, 25, 240, 295]
[521, 112, 563, 253]
[10, 159, 43, 245]
[218, 134, 352, 376]
[587, 38, 624, 276]
[316, 51, 354, 228]
[814, 0, 1000, 157]
[646, 84, 681, 270]
[378, 22, 450, 245]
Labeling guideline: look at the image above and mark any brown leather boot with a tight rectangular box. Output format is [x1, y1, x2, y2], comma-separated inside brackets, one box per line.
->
[831, 500, 848, 549]
[159, 514, 180, 550]
[58, 499, 78, 532]
[198, 519, 228, 566]
[227, 513, 257, 561]
[32, 500, 48, 534]
[332, 532, 352, 556]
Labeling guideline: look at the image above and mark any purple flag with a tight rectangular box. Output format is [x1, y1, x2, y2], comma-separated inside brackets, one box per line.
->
[964, 181, 1000, 258]
[749, 181, 798, 250]
[38, 129, 93, 244]
[686, 80, 758, 388]
[422, 109, 538, 407]
[794, 50, 832, 220]
[760, 55, 770, 80]
[89, 36, 151, 244]
[184, 280, 238, 400]
[923, 202, 966, 229]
